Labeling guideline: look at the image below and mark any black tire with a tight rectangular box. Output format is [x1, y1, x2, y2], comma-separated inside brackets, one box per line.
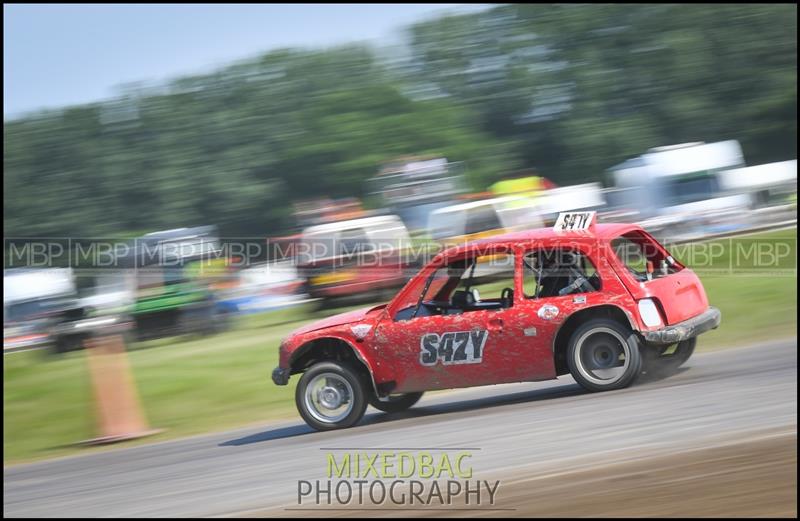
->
[51, 335, 71, 355]
[200, 303, 219, 336]
[295, 361, 368, 431]
[52, 333, 83, 354]
[210, 307, 232, 334]
[369, 392, 424, 413]
[642, 337, 696, 376]
[180, 303, 216, 337]
[567, 318, 642, 392]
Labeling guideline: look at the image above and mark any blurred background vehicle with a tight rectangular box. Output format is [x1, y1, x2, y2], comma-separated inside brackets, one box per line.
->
[78, 270, 136, 316]
[4, 268, 76, 352]
[297, 213, 414, 306]
[718, 159, 798, 224]
[536, 183, 607, 226]
[3, 267, 132, 353]
[214, 260, 307, 315]
[368, 157, 467, 234]
[603, 141, 797, 242]
[124, 226, 232, 341]
[428, 195, 543, 241]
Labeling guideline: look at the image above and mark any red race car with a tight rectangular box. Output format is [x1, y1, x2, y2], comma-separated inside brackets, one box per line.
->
[272, 212, 721, 431]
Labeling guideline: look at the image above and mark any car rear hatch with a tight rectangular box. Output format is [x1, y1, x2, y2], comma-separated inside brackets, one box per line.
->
[608, 229, 709, 325]
[632, 269, 709, 324]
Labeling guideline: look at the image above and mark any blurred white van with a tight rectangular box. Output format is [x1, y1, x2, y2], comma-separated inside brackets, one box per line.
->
[427, 195, 545, 245]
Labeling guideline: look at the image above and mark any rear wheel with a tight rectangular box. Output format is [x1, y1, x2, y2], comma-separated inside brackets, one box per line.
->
[369, 392, 424, 413]
[642, 337, 696, 376]
[295, 361, 368, 431]
[567, 318, 642, 392]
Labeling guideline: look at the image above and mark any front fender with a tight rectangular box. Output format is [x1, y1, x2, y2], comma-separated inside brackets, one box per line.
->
[278, 328, 380, 396]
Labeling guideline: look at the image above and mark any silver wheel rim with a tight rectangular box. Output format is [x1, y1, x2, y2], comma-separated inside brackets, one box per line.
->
[574, 327, 631, 385]
[304, 372, 355, 424]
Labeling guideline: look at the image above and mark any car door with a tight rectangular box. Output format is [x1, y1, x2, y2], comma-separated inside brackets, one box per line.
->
[518, 245, 608, 376]
[372, 247, 541, 393]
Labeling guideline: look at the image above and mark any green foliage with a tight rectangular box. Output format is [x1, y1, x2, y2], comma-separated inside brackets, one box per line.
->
[4, 5, 797, 238]
[4, 44, 519, 237]
[403, 4, 796, 185]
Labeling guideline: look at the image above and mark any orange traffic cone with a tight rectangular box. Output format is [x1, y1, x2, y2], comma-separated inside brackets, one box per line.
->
[80, 332, 162, 445]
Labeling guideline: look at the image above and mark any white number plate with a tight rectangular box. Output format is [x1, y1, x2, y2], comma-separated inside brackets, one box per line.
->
[554, 211, 596, 231]
[420, 330, 488, 366]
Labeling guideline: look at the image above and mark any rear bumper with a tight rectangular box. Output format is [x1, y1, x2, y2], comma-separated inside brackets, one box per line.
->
[641, 307, 721, 344]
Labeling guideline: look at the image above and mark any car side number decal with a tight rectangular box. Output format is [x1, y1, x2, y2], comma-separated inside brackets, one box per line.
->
[420, 330, 488, 366]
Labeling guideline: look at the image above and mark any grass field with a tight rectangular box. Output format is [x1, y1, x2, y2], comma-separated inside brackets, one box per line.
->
[3, 228, 796, 464]
[667, 228, 797, 348]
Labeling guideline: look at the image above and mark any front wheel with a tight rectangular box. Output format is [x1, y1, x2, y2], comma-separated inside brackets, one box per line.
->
[295, 361, 368, 431]
[567, 318, 642, 392]
[369, 392, 424, 413]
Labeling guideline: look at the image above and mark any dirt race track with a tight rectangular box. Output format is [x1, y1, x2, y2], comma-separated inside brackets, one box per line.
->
[498, 430, 797, 518]
[252, 428, 796, 518]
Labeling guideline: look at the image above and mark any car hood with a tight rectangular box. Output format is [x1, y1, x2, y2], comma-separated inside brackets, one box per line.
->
[290, 304, 386, 336]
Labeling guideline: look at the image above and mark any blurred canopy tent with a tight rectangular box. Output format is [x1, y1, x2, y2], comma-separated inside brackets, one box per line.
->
[490, 174, 558, 196]
[489, 173, 558, 210]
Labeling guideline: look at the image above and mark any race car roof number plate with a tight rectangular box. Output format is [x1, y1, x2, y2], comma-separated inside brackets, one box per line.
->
[554, 211, 596, 231]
